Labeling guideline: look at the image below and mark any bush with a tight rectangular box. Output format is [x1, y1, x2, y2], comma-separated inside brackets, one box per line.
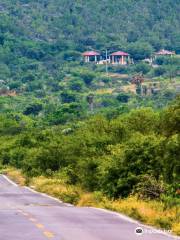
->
[68, 78, 84, 91]
[134, 175, 166, 200]
[133, 63, 151, 74]
[154, 66, 167, 76]
[172, 223, 180, 235]
[80, 71, 95, 85]
[61, 91, 76, 103]
[116, 93, 130, 103]
[155, 217, 172, 229]
[127, 42, 154, 60]
[23, 103, 42, 115]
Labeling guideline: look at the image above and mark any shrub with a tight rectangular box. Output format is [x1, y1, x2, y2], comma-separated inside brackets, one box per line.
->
[172, 223, 180, 235]
[154, 66, 166, 76]
[116, 93, 130, 103]
[155, 217, 172, 229]
[134, 175, 166, 200]
[133, 62, 151, 74]
[23, 103, 42, 116]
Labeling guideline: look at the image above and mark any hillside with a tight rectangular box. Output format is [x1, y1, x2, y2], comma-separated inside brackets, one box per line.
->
[0, 0, 180, 121]
[0, 0, 180, 71]
[0, 0, 180, 52]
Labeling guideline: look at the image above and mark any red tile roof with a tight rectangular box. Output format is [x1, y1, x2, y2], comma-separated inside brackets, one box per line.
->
[155, 49, 175, 55]
[110, 51, 129, 56]
[82, 51, 100, 56]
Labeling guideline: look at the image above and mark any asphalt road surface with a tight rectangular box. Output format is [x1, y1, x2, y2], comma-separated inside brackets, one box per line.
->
[0, 174, 178, 240]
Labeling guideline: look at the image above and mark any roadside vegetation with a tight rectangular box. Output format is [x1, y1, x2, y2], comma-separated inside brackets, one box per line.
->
[0, 97, 180, 235]
[1, 166, 180, 236]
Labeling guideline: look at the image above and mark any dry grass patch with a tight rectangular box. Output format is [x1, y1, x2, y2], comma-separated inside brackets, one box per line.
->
[78, 192, 110, 208]
[2, 167, 26, 186]
[31, 176, 81, 204]
[172, 223, 180, 236]
[95, 88, 114, 95]
[107, 196, 179, 235]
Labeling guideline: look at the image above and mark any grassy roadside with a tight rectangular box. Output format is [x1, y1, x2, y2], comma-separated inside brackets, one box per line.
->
[1, 167, 180, 236]
[1, 167, 26, 186]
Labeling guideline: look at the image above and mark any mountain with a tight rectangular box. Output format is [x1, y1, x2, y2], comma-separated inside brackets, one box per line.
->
[0, 0, 180, 54]
[0, 0, 179, 119]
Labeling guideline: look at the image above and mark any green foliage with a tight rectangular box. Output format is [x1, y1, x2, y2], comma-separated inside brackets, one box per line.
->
[47, 103, 86, 124]
[133, 63, 151, 74]
[0, 0, 179, 125]
[155, 217, 172, 229]
[61, 91, 77, 103]
[23, 103, 42, 116]
[0, 0, 179, 204]
[134, 175, 166, 199]
[77, 71, 96, 86]
[1, 97, 179, 199]
[0, 0, 179, 89]
[127, 42, 154, 60]
[68, 78, 85, 92]
[161, 97, 180, 136]
[154, 66, 167, 76]
[116, 93, 130, 103]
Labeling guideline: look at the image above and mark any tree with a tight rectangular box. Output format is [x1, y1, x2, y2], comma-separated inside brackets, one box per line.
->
[161, 97, 180, 136]
[116, 93, 130, 103]
[133, 63, 151, 74]
[127, 42, 154, 61]
[154, 66, 166, 76]
[61, 91, 77, 103]
[23, 104, 43, 116]
[68, 78, 84, 91]
[80, 71, 95, 85]
[99, 133, 164, 197]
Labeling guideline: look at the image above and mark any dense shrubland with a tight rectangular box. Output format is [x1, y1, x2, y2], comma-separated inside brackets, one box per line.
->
[0, 0, 180, 125]
[0, 97, 179, 198]
[0, 0, 180, 103]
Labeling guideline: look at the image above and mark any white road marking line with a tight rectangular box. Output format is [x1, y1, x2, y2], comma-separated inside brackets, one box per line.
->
[22, 212, 29, 216]
[1, 174, 73, 206]
[24, 186, 73, 206]
[90, 207, 180, 239]
[29, 217, 37, 222]
[90, 207, 138, 224]
[1, 175, 18, 187]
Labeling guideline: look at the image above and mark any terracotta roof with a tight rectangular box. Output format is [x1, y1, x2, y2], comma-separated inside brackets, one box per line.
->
[110, 51, 129, 56]
[155, 49, 175, 55]
[82, 51, 100, 56]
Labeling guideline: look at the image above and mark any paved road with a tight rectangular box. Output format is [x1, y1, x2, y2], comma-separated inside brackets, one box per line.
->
[0, 175, 178, 240]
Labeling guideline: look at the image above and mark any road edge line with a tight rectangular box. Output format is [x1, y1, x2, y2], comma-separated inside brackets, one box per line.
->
[1, 174, 73, 207]
[24, 186, 73, 207]
[1, 174, 18, 187]
[2, 174, 179, 239]
[90, 207, 180, 240]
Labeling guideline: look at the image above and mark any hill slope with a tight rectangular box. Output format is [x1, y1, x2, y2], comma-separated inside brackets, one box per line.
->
[0, 0, 180, 121]
[0, 0, 180, 53]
